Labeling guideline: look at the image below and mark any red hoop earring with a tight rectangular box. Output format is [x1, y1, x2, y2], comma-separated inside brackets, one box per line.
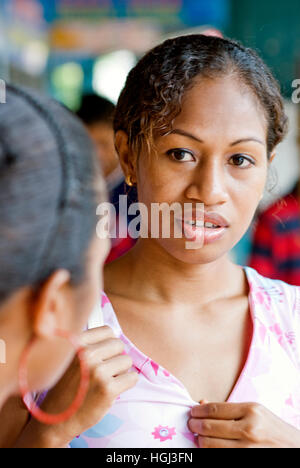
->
[19, 329, 89, 425]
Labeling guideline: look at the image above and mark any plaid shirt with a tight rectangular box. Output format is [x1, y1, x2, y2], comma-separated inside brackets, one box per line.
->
[249, 185, 300, 285]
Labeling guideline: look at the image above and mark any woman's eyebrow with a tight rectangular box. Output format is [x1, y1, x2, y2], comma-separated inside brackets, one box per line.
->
[168, 129, 264, 147]
[230, 137, 265, 146]
[168, 128, 204, 143]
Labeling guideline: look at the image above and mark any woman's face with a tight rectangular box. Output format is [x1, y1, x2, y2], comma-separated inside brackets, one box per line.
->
[136, 76, 270, 264]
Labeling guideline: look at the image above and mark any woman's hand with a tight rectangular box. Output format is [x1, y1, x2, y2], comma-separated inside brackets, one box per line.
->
[15, 326, 138, 448]
[0, 396, 30, 448]
[188, 402, 300, 448]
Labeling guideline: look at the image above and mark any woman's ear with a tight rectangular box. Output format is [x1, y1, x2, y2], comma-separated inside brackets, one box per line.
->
[32, 270, 71, 339]
[114, 130, 136, 181]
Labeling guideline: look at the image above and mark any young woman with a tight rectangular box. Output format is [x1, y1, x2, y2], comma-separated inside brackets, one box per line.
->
[0, 86, 137, 447]
[69, 35, 300, 448]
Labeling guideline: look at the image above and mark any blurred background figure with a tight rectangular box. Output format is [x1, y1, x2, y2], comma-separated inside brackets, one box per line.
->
[77, 94, 119, 181]
[249, 182, 300, 285]
[77, 93, 137, 263]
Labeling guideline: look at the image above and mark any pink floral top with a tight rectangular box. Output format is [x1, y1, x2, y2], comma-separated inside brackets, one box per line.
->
[70, 267, 300, 448]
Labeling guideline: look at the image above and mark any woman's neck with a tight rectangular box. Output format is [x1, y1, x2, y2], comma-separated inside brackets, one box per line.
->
[108, 238, 247, 307]
[0, 383, 12, 412]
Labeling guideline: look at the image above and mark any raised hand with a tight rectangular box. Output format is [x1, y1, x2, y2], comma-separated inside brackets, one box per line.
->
[188, 402, 300, 448]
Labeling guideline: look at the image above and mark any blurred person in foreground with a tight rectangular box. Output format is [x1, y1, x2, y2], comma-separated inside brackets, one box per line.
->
[77, 94, 137, 263]
[249, 182, 300, 284]
[0, 86, 137, 448]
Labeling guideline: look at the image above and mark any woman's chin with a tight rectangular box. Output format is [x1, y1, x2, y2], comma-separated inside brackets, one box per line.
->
[158, 238, 230, 265]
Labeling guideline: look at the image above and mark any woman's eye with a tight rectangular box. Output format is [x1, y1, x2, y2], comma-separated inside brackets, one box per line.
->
[167, 149, 195, 162]
[229, 154, 254, 168]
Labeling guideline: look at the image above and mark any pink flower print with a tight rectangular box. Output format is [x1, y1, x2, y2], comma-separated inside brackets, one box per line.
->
[256, 291, 264, 304]
[254, 287, 271, 310]
[285, 331, 296, 345]
[285, 396, 294, 407]
[267, 286, 284, 303]
[270, 323, 282, 335]
[269, 325, 295, 349]
[152, 425, 176, 442]
[150, 360, 159, 376]
[133, 365, 142, 374]
[269, 323, 285, 346]
[259, 324, 267, 343]
[101, 294, 110, 308]
[161, 368, 181, 385]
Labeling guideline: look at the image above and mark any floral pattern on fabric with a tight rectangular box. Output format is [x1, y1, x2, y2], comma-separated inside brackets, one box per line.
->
[71, 267, 300, 448]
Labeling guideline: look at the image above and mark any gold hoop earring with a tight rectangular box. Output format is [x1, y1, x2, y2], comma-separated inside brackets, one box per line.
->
[125, 175, 134, 187]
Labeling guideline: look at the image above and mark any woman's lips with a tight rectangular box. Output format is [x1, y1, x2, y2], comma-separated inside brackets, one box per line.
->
[202, 225, 228, 244]
[176, 217, 229, 245]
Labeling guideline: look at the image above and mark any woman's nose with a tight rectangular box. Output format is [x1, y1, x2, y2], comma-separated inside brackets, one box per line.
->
[184, 159, 229, 207]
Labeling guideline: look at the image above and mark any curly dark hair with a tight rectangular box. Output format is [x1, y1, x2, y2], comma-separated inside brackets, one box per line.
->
[114, 34, 288, 162]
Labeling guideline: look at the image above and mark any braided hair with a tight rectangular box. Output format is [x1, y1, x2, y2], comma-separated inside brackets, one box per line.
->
[0, 85, 106, 303]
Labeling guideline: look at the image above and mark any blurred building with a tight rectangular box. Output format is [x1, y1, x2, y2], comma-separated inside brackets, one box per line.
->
[0, 0, 230, 107]
[1, 1, 300, 103]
